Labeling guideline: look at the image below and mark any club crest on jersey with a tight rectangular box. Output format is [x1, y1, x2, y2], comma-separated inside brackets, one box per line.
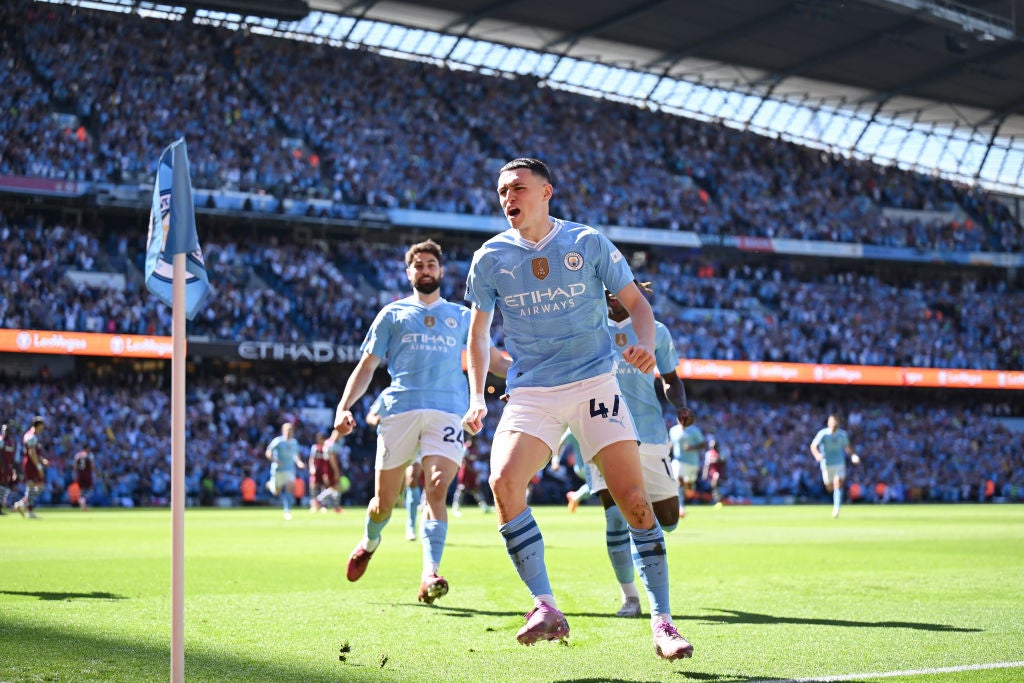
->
[614, 333, 628, 347]
[532, 258, 550, 280]
[424, 316, 435, 328]
[444, 317, 458, 329]
[564, 251, 583, 271]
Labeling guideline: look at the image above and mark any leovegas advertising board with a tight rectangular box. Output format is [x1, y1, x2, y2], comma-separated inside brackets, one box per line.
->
[677, 359, 1024, 390]
[0, 329, 175, 359]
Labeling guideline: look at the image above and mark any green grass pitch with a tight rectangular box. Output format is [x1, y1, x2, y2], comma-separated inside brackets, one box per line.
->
[2, 503, 1023, 682]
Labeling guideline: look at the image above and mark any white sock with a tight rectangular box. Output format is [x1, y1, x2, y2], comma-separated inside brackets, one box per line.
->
[534, 594, 556, 610]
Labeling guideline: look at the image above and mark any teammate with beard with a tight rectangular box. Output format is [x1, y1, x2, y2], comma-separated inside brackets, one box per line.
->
[334, 239, 506, 605]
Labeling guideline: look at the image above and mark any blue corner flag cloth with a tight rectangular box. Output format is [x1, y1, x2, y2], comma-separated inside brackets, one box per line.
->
[145, 138, 210, 320]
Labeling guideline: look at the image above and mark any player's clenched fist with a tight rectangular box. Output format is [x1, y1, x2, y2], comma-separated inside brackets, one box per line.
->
[334, 408, 357, 436]
[461, 395, 488, 435]
[622, 345, 656, 373]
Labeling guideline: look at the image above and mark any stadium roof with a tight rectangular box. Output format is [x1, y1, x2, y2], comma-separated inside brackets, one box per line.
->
[292, 0, 1024, 193]
[106, 0, 1024, 193]
[304, 0, 1024, 126]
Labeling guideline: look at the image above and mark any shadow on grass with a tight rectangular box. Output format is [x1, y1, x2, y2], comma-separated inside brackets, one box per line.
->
[695, 607, 981, 633]
[419, 604, 979, 634]
[0, 618, 397, 682]
[0, 590, 128, 601]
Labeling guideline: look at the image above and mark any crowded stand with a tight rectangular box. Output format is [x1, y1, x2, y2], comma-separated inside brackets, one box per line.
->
[1, 376, 1021, 512]
[1, 1, 1021, 252]
[2, 209, 1021, 371]
[1, 1, 1023, 515]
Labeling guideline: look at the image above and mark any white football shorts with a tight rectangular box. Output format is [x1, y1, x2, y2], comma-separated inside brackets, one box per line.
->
[496, 373, 637, 461]
[376, 409, 464, 471]
[820, 461, 847, 485]
[589, 441, 677, 501]
[672, 460, 700, 485]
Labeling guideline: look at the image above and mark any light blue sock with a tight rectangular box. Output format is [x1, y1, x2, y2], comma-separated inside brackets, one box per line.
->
[605, 505, 635, 584]
[422, 519, 447, 570]
[678, 487, 686, 510]
[281, 491, 291, 514]
[499, 508, 552, 599]
[406, 486, 421, 531]
[629, 523, 671, 616]
[366, 513, 390, 542]
[833, 488, 842, 509]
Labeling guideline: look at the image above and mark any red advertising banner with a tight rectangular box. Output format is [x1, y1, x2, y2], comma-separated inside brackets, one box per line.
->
[675, 359, 1024, 390]
[0, 329, 175, 358]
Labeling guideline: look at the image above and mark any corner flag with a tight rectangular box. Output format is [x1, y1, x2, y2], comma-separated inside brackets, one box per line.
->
[145, 138, 210, 320]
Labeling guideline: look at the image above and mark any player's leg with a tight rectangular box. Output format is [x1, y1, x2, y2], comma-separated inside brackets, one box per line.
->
[347, 414, 420, 581]
[417, 442, 460, 604]
[404, 461, 423, 540]
[672, 460, 687, 517]
[490, 387, 570, 643]
[278, 475, 295, 519]
[641, 444, 680, 532]
[595, 441, 693, 660]
[594, 479, 641, 617]
[832, 470, 845, 518]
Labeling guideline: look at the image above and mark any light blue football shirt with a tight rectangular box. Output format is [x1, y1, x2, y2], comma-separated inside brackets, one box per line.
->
[811, 428, 851, 466]
[266, 436, 300, 474]
[465, 218, 633, 390]
[608, 318, 678, 445]
[362, 296, 471, 417]
[669, 424, 705, 467]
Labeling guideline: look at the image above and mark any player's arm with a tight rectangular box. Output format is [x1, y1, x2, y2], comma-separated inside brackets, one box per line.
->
[614, 282, 656, 373]
[661, 370, 695, 427]
[294, 451, 306, 470]
[488, 346, 511, 379]
[462, 307, 494, 435]
[809, 435, 823, 463]
[264, 439, 276, 461]
[334, 351, 382, 435]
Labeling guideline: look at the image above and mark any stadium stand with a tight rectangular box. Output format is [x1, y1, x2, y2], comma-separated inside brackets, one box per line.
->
[1, 0, 1022, 510]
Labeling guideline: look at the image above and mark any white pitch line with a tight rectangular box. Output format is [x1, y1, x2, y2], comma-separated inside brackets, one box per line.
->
[750, 660, 1024, 682]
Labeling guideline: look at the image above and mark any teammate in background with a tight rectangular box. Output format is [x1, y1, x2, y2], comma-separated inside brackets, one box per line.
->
[366, 397, 422, 541]
[669, 420, 706, 518]
[308, 432, 330, 513]
[73, 447, 96, 511]
[551, 428, 591, 513]
[14, 416, 47, 519]
[702, 438, 726, 508]
[810, 414, 858, 518]
[587, 283, 695, 618]
[334, 239, 506, 605]
[461, 158, 693, 660]
[265, 422, 305, 520]
[0, 423, 18, 514]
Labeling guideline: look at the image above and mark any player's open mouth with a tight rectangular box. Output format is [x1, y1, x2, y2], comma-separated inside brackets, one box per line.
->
[507, 208, 520, 218]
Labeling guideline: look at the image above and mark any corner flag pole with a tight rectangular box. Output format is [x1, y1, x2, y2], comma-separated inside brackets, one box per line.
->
[171, 253, 186, 683]
[143, 138, 210, 683]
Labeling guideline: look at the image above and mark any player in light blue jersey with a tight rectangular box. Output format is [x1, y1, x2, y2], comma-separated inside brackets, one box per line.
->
[669, 422, 706, 518]
[462, 158, 693, 660]
[265, 422, 304, 520]
[335, 239, 505, 605]
[585, 282, 696, 618]
[810, 414, 859, 518]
